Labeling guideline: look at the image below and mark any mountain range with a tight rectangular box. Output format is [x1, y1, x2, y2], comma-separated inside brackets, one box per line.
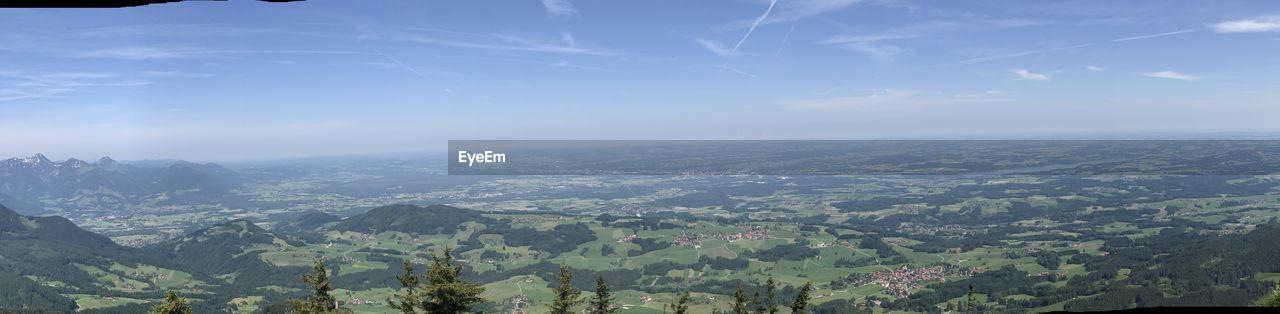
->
[0, 154, 245, 214]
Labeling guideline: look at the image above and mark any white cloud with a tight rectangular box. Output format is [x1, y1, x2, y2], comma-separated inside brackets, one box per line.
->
[540, 0, 579, 18]
[695, 38, 739, 57]
[0, 71, 149, 101]
[1085, 66, 1105, 72]
[822, 20, 1036, 62]
[1143, 71, 1200, 81]
[1012, 69, 1051, 81]
[0, 87, 73, 101]
[548, 60, 622, 73]
[373, 30, 618, 57]
[781, 89, 1009, 110]
[821, 34, 913, 62]
[1212, 17, 1280, 33]
[782, 89, 917, 110]
[560, 32, 577, 48]
[724, 0, 861, 30]
[141, 71, 214, 78]
[80, 47, 188, 59]
[845, 43, 906, 62]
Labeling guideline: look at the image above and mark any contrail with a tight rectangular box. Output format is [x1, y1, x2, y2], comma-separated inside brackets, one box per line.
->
[776, 19, 799, 56]
[731, 0, 778, 54]
[1111, 28, 1198, 42]
[369, 47, 431, 79]
[721, 0, 778, 71]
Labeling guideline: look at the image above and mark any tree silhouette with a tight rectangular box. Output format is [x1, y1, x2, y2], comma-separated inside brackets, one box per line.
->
[764, 276, 779, 314]
[420, 247, 486, 313]
[732, 287, 750, 314]
[550, 264, 584, 314]
[588, 274, 616, 314]
[289, 258, 348, 313]
[388, 262, 422, 313]
[750, 291, 763, 314]
[789, 282, 813, 314]
[668, 291, 690, 314]
[148, 291, 192, 314]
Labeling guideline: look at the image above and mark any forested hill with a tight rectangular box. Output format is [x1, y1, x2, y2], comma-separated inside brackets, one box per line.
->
[0, 204, 128, 311]
[0, 203, 118, 251]
[332, 204, 501, 234]
[272, 210, 341, 234]
[154, 218, 312, 289]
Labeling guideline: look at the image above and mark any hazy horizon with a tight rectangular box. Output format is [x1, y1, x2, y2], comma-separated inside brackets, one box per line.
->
[4, 0, 1280, 160]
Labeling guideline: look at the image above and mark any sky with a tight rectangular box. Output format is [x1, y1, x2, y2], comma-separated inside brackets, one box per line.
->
[2, 0, 1280, 161]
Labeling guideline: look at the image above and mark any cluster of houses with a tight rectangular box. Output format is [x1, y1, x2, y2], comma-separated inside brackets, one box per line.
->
[846, 265, 982, 298]
[673, 225, 771, 246]
[616, 234, 639, 243]
[900, 224, 978, 236]
[344, 297, 377, 306]
[127, 269, 170, 282]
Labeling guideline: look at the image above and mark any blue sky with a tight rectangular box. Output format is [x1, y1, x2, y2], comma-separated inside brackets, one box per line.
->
[2, 0, 1280, 161]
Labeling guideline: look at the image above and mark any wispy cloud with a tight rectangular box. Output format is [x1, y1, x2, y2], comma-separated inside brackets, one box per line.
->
[823, 19, 1041, 62]
[715, 64, 758, 78]
[80, 47, 188, 60]
[844, 43, 907, 62]
[724, 0, 861, 30]
[783, 89, 917, 110]
[954, 43, 1095, 65]
[695, 38, 740, 57]
[1212, 17, 1280, 33]
[370, 48, 433, 79]
[821, 34, 913, 62]
[141, 71, 214, 78]
[0, 87, 73, 101]
[1111, 28, 1198, 42]
[78, 29, 620, 61]
[1143, 70, 1200, 81]
[0, 71, 150, 101]
[727, 0, 778, 57]
[540, 0, 579, 18]
[549, 60, 623, 73]
[79, 47, 386, 60]
[1085, 65, 1105, 72]
[775, 20, 799, 56]
[371, 29, 618, 58]
[782, 89, 1008, 110]
[1012, 69, 1051, 81]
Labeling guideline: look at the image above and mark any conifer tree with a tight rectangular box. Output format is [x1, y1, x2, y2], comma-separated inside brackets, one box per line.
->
[966, 285, 976, 313]
[764, 276, 779, 314]
[290, 258, 348, 314]
[148, 290, 192, 314]
[789, 282, 813, 314]
[388, 262, 421, 314]
[668, 292, 690, 314]
[732, 287, 750, 314]
[750, 291, 763, 314]
[549, 264, 584, 314]
[420, 247, 486, 313]
[588, 274, 616, 314]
